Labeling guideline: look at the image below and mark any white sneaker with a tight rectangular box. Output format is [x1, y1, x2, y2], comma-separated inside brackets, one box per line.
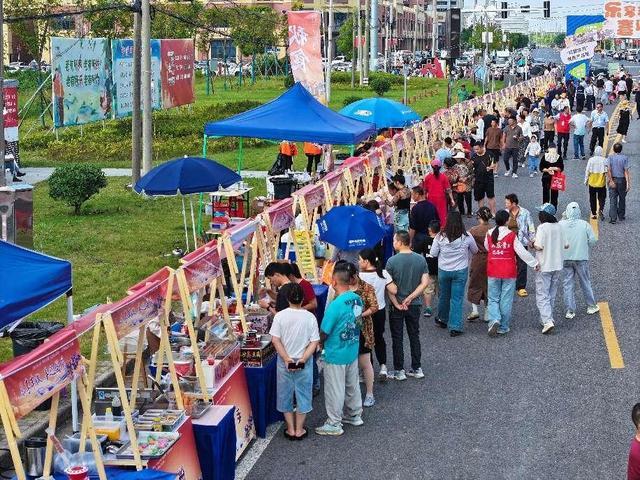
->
[378, 364, 388, 380]
[512, 173, 518, 178]
[393, 369, 407, 381]
[530, 173, 534, 177]
[622, 139, 627, 143]
[488, 320, 500, 336]
[363, 394, 375, 408]
[565, 310, 576, 319]
[342, 415, 364, 426]
[504, 170, 512, 177]
[406, 368, 425, 379]
[542, 322, 555, 334]
[587, 305, 600, 315]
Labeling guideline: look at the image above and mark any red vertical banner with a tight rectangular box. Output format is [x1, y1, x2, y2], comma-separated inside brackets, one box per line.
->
[287, 11, 326, 102]
[3, 85, 18, 128]
[160, 39, 195, 108]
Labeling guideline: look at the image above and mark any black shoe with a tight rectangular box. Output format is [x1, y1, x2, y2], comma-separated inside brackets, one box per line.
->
[609, 219, 617, 224]
[15, 171, 25, 177]
[599, 211, 605, 220]
[434, 317, 447, 329]
[619, 216, 625, 221]
[12, 176, 21, 182]
[449, 330, 463, 337]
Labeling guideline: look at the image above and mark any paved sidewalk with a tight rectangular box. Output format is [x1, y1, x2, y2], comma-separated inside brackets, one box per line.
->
[17, 167, 268, 185]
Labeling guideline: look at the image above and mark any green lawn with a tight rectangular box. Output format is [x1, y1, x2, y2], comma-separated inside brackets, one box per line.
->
[0, 176, 268, 361]
[19, 74, 490, 172]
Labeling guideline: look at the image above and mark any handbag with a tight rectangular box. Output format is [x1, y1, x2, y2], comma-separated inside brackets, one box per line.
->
[550, 171, 566, 191]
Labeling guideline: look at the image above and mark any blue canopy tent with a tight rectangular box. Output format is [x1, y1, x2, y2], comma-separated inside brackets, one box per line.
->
[0, 240, 79, 429]
[203, 82, 377, 171]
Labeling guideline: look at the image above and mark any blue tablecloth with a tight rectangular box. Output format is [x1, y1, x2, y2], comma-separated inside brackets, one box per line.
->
[244, 355, 282, 437]
[193, 406, 237, 480]
[19, 467, 177, 480]
[312, 283, 329, 322]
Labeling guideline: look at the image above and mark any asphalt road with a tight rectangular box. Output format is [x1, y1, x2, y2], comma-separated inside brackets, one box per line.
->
[245, 104, 640, 479]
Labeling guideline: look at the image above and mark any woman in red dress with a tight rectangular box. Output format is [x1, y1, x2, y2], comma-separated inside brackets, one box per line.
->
[423, 158, 455, 228]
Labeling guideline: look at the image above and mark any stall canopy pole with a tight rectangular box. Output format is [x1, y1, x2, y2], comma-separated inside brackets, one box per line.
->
[189, 195, 198, 248]
[67, 291, 79, 433]
[237, 137, 244, 173]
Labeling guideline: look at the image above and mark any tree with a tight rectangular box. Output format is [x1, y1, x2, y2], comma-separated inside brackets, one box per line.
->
[370, 76, 391, 96]
[5, 0, 64, 62]
[461, 27, 473, 48]
[49, 164, 107, 214]
[336, 16, 354, 61]
[469, 23, 503, 51]
[85, 0, 133, 39]
[228, 7, 284, 57]
[507, 32, 529, 50]
[151, 2, 203, 40]
[552, 33, 566, 47]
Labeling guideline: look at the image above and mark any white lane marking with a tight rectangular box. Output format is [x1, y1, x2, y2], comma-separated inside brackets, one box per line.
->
[236, 422, 282, 480]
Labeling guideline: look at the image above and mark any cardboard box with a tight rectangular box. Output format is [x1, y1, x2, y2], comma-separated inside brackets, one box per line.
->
[240, 339, 275, 367]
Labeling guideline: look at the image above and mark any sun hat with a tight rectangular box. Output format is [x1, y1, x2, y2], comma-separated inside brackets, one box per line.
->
[537, 203, 556, 216]
[431, 158, 442, 167]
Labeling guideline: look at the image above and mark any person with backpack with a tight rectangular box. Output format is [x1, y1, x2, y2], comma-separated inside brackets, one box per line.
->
[485, 210, 539, 336]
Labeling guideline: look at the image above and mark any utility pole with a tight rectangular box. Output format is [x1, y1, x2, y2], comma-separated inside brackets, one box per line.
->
[431, 0, 437, 57]
[363, 0, 370, 79]
[369, 0, 377, 72]
[326, 0, 334, 103]
[0, 0, 5, 188]
[132, 2, 142, 183]
[413, 6, 418, 53]
[357, 4, 363, 85]
[141, 0, 153, 174]
[351, 8, 356, 88]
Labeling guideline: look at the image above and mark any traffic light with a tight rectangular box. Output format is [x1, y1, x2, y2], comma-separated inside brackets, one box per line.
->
[446, 8, 461, 59]
[501, 2, 508, 19]
[543, 1, 550, 18]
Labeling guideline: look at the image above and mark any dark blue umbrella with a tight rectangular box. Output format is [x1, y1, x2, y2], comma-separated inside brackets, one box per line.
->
[134, 156, 241, 251]
[134, 156, 241, 195]
[317, 205, 385, 251]
[339, 97, 420, 129]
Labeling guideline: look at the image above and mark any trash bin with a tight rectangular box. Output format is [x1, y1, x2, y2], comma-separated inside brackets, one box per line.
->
[270, 176, 296, 200]
[10, 321, 65, 357]
[10, 321, 64, 411]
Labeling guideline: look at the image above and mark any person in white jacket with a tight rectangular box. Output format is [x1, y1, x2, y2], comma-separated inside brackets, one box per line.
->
[559, 202, 599, 319]
[533, 203, 569, 334]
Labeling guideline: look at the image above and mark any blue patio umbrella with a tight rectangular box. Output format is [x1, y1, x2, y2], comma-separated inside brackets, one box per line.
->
[135, 156, 241, 251]
[317, 205, 385, 251]
[339, 97, 421, 129]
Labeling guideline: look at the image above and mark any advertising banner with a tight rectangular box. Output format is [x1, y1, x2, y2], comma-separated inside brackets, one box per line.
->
[3, 83, 18, 128]
[51, 37, 111, 127]
[266, 198, 295, 232]
[111, 39, 161, 118]
[160, 39, 195, 108]
[1, 329, 82, 419]
[604, 1, 640, 38]
[181, 247, 223, 293]
[564, 16, 606, 80]
[287, 11, 326, 102]
[109, 281, 165, 340]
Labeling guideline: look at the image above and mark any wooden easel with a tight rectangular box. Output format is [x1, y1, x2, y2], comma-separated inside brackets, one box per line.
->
[82, 280, 183, 470]
[0, 330, 106, 480]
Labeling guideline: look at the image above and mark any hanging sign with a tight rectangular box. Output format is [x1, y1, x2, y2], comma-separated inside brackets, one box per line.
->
[292, 230, 316, 279]
[287, 11, 326, 102]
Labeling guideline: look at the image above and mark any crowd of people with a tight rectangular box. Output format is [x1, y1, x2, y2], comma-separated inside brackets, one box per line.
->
[264, 71, 633, 440]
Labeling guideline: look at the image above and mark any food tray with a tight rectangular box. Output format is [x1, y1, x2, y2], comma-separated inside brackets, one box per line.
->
[115, 431, 180, 459]
[138, 409, 185, 431]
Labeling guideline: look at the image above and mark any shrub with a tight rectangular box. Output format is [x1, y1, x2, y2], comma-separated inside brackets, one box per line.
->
[342, 95, 363, 107]
[370, 76, 392, 96]
[49, 164, 107, 214]
[284, 74, 295, 88]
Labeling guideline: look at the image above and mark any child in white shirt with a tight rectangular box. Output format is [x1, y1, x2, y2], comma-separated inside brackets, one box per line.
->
[525, 134, 542, 177]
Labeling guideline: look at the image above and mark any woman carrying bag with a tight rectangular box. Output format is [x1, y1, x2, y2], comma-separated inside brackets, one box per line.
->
[540, 142, 565, 209]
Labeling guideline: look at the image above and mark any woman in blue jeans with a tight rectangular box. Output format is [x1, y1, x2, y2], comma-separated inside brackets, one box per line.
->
[484, 210, 539, 336]
[430, 210, 478, 337]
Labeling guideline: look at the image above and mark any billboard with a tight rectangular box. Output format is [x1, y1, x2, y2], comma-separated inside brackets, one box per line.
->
[51, 38, 112, 127]
[604, 1, 640, 38]
[564, 16, 606, 80]
[160, 39, 195, 109]
[111, 39, 162, 118]
[287, 12, 326, 102]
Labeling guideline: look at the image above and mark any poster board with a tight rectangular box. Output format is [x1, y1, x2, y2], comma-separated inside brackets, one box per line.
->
[51, 37, 111, 127]
[160, 39, 195, 108]
[292, 229, 317, 281]
[112, 38, 162, 117]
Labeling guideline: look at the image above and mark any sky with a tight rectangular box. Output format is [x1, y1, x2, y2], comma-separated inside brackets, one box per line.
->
[462, 0, 605, 16]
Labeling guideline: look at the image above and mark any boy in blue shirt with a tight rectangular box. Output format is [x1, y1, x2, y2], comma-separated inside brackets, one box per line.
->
[315, 264, 364, 436]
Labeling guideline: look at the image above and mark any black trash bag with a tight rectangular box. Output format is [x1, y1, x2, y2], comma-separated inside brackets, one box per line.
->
[268, 153, 293, 176]
[10, 321, 65, 357]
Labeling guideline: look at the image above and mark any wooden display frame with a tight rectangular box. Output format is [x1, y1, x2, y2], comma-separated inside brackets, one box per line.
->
[0, 329, 107, 480]
[82, 280, 183, 470]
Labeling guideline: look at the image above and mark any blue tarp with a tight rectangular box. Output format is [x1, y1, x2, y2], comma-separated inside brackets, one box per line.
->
[204, 83, 376, 145]
[0, 241, 72, 330]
